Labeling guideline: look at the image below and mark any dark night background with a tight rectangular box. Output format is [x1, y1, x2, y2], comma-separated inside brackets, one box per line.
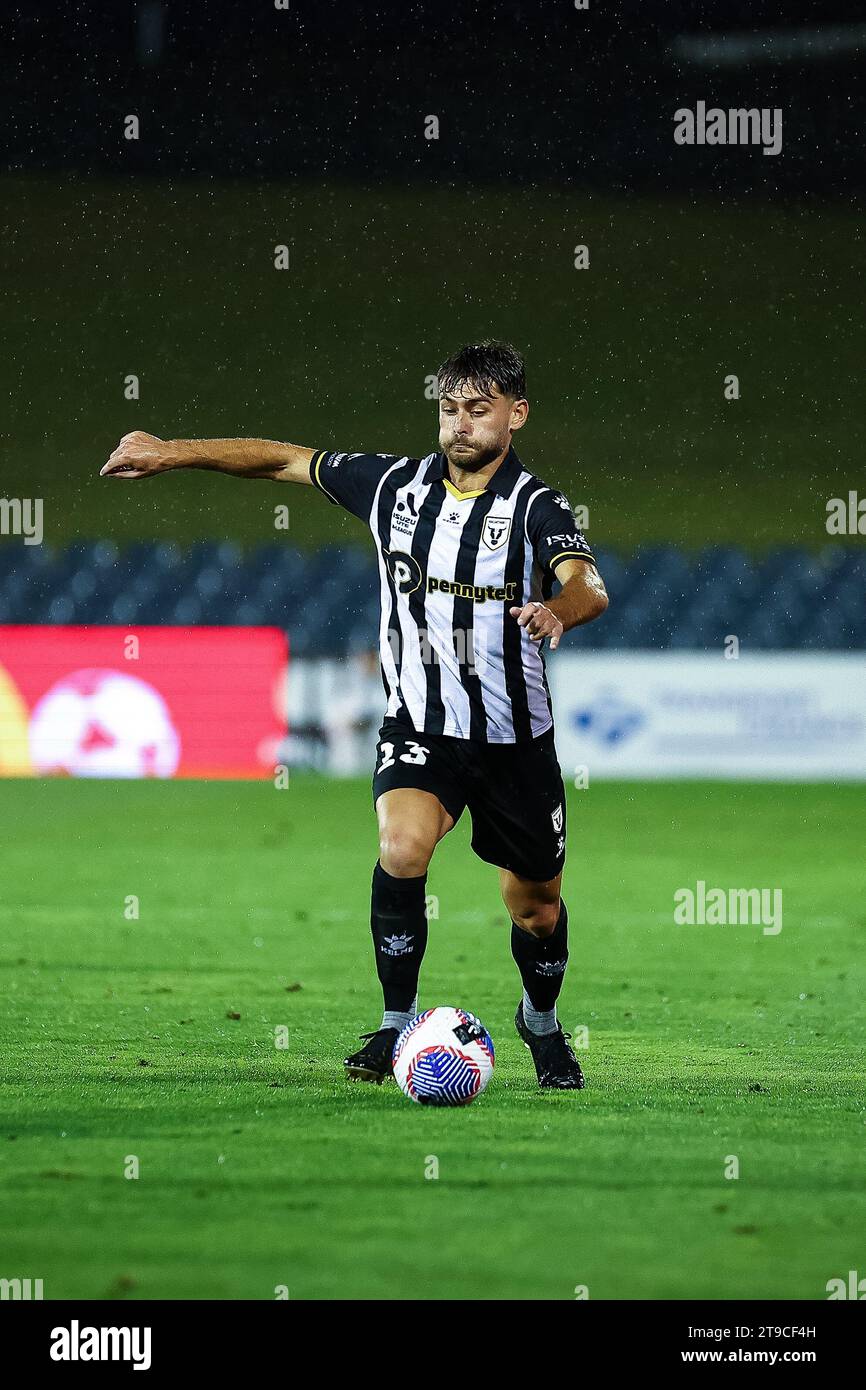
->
[1, 1, 864, 646]
[3, 1, 865, 193]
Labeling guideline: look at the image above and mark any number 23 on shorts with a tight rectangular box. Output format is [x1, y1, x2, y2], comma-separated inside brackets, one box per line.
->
[376, 739, 430, 773]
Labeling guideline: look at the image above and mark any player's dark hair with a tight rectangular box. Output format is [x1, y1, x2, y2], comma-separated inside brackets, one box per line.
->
[436, 341, 526, 401]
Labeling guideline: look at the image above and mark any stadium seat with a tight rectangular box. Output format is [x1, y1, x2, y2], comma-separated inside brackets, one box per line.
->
[1, 541, 862, 654]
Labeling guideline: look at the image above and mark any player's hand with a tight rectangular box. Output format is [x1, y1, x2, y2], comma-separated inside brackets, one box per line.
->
[509, 601, 564, 651]
[100, 431, 175, 480]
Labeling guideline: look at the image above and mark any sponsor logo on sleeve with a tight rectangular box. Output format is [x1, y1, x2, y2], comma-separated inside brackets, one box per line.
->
[545, 533, 588, 549]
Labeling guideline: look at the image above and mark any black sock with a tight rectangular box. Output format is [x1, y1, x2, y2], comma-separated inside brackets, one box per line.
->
[510, 900, 569, 1013]
[370, 861, 428, 1018]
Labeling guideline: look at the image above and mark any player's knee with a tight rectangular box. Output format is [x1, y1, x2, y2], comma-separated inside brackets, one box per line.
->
[378, 827, 434, 878]
[512, 899, 560, 939]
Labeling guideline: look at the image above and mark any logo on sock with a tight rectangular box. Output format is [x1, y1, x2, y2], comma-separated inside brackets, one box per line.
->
[535, 958, 567, 976]
[382, 932, 414, 957]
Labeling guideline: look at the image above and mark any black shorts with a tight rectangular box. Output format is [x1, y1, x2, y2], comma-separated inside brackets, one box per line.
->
[372, 717, 567, 882]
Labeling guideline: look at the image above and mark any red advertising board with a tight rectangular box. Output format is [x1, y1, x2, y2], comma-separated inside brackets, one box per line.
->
[0, 626, 288, 779]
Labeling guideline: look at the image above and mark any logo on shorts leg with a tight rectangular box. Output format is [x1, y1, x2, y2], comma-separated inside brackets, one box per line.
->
[551, 803, 563, 833]
[382, 933, 414, 956]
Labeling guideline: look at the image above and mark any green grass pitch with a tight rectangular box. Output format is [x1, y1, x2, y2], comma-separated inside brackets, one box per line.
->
[0, 776, 863, 1301]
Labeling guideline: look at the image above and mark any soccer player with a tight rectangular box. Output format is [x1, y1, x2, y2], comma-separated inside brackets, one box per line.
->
[101, 342, 608, 1090]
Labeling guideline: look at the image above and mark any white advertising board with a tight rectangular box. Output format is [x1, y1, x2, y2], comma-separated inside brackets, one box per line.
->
[549, 652, 866, 780]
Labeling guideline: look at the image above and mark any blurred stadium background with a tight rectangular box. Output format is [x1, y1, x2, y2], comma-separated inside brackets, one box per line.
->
[2, 1, 864, 783]
[1, 0, 865, 1306]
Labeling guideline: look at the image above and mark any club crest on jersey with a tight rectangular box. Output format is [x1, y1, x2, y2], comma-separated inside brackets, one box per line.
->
[551, 803, 563, 832]
[482, 515, 511, 551]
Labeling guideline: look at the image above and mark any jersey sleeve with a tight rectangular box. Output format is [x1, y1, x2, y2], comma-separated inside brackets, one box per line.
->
[527, 487, 595, 575]
[309, 449, 402, 521]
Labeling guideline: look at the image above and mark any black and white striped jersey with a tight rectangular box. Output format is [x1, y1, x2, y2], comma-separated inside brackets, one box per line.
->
[309, 445, 595, 744]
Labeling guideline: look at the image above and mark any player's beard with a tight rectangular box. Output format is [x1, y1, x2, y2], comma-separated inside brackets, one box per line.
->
[443, 439, 505, 472]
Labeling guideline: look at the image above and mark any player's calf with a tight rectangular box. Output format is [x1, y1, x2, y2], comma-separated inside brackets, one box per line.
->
[510, 898, 569, 1031]
[509, 899, 584, 1088]
[342, 861, 427, 1085]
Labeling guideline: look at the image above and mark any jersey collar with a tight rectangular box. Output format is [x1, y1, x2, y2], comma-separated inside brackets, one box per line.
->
[424, 445, 523, 499]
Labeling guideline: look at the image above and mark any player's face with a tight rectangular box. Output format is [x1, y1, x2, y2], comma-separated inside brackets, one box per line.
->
[438, 382, 528, 471]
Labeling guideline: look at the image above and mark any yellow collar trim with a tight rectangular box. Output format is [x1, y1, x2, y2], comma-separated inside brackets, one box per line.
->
[443, 478, 487, 500]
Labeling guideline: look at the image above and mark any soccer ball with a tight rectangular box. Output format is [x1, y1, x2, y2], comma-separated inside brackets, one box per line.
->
[392, 1007, 494, 1106]
[29, 669, 181, 778]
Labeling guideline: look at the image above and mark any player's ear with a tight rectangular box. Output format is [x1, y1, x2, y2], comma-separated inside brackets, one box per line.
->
[510, 398, 529, 431]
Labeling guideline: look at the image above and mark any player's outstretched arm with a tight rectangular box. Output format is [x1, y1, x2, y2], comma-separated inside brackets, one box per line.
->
[100, 431, 315, 483]
[510, 558, 608, 651]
